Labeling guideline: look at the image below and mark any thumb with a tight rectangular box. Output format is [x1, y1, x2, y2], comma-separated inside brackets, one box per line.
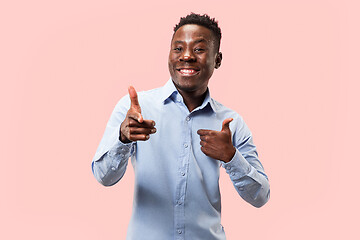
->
[221, 118, 233, 132]
[128, 86, 141, 112]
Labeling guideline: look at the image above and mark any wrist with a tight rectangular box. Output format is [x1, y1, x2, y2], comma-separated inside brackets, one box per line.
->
[222, 146, 236, 163]
[119, 121, 132, 143]
[119, 131, 132, 143]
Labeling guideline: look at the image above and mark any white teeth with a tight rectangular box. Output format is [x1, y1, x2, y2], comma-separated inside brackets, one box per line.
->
[179, 69, 196, 75]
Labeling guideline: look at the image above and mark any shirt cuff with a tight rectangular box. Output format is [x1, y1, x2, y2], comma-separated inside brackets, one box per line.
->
[222, 149, 252, 179]
[93, 139, 134, 163]
[108, 140, 134, 159]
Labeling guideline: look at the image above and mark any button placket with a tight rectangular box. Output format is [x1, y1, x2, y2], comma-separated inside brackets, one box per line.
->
[174, 113, 191, 238]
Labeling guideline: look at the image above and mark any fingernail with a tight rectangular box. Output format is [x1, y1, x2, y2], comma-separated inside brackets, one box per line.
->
[151, 128, 156, 133]
[146, 135, 149, 139]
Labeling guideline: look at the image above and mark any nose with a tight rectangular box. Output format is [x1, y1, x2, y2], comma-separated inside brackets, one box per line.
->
[180, 48, 196, 62]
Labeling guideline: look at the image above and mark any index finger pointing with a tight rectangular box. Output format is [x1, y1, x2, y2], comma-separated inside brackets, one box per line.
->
[128, 86, 141, 111]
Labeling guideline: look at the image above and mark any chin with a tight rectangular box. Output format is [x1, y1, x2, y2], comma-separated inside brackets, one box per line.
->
[173, 79, 195, 91]
[172, 77, 206, 94]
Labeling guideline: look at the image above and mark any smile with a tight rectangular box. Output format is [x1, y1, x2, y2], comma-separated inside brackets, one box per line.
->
[177, 68, 200, 76]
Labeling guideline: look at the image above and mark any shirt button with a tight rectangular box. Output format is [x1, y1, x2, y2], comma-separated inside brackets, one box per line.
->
[181, 172, 185, 176]
[120, 154, 124, 158]
[231, 172, 235, 176]
[238, 187, 244, 191]
[226, 166, 231, 170]
[177, 230, 182, 234]
[186, 116, 190, 121]
[111, 167, 116, 171]
[184, 143, 188, 148]
[177, 200, 182, 205]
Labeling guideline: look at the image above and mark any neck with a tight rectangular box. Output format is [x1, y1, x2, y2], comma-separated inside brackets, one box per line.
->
[178, 89, 207, 112]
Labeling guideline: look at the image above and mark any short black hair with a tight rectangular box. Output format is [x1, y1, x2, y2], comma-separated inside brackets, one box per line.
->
[173, 13, 222, 52]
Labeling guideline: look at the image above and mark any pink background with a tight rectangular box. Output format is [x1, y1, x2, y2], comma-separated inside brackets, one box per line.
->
[1, 0, 359, 239]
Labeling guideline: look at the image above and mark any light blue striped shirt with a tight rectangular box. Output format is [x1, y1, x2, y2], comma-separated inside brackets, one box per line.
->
[92, 79, 270, 240]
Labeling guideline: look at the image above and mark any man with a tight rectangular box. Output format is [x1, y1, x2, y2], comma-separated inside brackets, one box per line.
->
[92, 13, 270, 240]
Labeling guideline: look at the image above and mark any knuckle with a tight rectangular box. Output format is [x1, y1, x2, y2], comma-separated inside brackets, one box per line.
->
[129, 119, 136, 126]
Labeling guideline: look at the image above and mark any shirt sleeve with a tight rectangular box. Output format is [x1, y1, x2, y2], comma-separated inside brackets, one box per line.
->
[91, 95, 135, 186]
[222, 116, 270, 208]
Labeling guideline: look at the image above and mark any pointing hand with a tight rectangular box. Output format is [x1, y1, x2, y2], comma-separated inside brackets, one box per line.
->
[120, 86, 156, 143]
[197, 118, 236, 163]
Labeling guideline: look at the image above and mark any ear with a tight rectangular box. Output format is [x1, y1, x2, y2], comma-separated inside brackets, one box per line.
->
[215, 52, 222, 69]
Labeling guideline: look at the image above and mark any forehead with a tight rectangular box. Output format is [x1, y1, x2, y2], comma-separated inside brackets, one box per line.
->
[172, 24, 215, 45]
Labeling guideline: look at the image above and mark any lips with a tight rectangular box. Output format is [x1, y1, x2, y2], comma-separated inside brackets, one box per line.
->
[177, 68, 200, 76]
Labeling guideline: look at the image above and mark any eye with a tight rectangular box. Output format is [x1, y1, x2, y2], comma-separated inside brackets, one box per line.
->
[194, 48, 205, 53]
[173, 47, 182, 51]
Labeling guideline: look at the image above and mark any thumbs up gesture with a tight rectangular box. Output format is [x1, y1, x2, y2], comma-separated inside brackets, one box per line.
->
[197, 118, 236, 163]
[119, 86, 156, 143]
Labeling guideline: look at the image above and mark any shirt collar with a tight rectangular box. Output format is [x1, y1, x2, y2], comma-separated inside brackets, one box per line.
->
[160, 78, 179, 103]
[160, 78, 218, 113]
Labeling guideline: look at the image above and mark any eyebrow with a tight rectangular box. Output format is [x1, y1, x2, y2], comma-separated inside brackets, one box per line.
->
[194, 39, 206, 44]
[174, 38, 208, 44]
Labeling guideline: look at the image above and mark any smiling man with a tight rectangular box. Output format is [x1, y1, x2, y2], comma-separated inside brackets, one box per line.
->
[92, 13, 270, 240]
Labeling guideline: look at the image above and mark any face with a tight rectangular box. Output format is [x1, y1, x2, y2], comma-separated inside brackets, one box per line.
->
[168, 24, 222, 96]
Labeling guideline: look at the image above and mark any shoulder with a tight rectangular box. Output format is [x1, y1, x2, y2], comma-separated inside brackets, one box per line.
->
[136, 86, 166, 112]
[211, 98, 244, 123]
[210, 98, 250, 137]
[137, 86, 163, 103]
